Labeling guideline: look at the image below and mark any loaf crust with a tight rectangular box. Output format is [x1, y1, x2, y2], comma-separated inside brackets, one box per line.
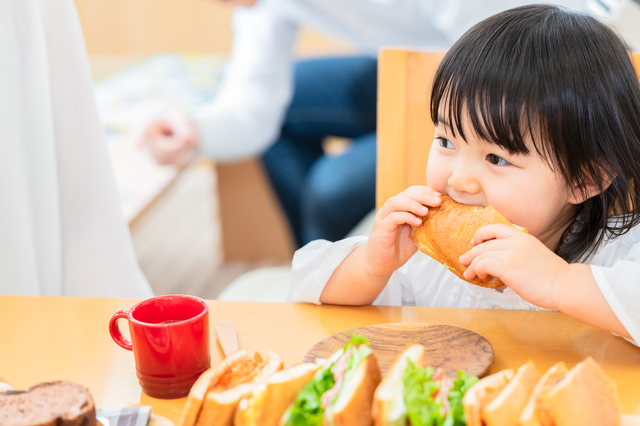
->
[0, 381, 96, 426]
[410, 194, 526, 288]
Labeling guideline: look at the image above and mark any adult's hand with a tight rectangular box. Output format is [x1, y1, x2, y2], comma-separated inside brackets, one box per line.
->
[137, 113, 199, 167]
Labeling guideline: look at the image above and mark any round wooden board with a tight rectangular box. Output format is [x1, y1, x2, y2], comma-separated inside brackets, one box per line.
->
[303, 323, 494, 378]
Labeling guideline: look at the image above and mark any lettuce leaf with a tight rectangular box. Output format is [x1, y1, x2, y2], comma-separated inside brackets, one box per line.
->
[402, 359, 478, 426]
[343, 335, 372, 384]
[345, 333, 370, 347]
[284, 364, 336, 426]
[284, 334, 371, 426]
[446, 370, 479, 426]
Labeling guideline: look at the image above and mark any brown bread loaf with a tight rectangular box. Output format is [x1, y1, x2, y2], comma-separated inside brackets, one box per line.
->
[410, 194, 527, 288]
[0, 381, 96, 426]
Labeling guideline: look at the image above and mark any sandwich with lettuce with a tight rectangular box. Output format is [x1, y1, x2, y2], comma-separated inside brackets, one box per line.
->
[282, 334, 381, 426]
[373, 344, 478, 426]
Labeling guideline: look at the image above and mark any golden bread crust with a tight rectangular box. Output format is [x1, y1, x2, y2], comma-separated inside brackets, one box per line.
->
[540, 357, 621, 426]
[178, 350, 254, 426]
[372, 344, 425, 426]
[235, 362, 321, 426]
[519, 362, 569, 426]
[410, 194, 526, 288]
[463, 369, 515, 426]
[482, 361, 540, 426]
[180, 351, 282, 426]
[331, 353, 382, 426]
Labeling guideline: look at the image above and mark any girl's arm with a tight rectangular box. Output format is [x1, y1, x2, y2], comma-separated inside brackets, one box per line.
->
[553, 264, 630, 339]
[320, 187, 442, 305]
[320, 244, 392, 305]
[460, 225, 631, 339]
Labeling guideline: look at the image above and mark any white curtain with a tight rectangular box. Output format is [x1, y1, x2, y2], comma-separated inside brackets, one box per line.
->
[0, 0, 154, 298]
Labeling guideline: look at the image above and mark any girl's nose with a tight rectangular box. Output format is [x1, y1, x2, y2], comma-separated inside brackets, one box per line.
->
[447, 167, 481, 195]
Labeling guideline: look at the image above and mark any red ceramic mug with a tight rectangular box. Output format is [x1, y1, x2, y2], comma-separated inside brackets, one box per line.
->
[109, 294, 211, 399]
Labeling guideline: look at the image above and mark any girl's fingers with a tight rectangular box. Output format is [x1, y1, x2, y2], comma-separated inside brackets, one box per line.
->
[378, 186, 442, 218]
[401, 186, 442, 207]
[472, 224, 518, 245]
[378, 211, 423, 232]
[464, 255, 503, 281]
[459, 238, 507, 265]
[378, 195, 430, 219]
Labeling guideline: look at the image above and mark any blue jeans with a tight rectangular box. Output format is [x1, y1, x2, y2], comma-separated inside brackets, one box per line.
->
[262, 56, 377, 247]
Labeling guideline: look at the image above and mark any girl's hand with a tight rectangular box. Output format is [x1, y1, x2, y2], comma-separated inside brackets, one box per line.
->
[365, 186, 441, 278]
[459, 224, 569, 309]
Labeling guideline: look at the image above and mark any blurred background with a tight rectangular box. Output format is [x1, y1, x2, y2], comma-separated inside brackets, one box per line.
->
[75, 0, 640, 301]
[77, 0, 356, 300]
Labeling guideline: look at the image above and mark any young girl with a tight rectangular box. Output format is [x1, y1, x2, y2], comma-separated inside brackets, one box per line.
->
[288, 4, 640, 346]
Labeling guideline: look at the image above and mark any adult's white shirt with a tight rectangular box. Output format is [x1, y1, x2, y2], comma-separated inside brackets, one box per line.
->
[193, 0, 587, 162]
[0, 0, 154, 298]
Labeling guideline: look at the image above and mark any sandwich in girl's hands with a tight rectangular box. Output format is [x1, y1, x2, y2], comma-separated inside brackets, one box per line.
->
[410, 194, 527, 288]
[294, 4, 640, 345]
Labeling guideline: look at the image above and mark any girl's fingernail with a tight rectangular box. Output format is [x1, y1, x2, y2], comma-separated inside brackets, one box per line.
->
[419, 206, 428, 214]
[459, 255, 465, 264]
[433, 191, 441, 197]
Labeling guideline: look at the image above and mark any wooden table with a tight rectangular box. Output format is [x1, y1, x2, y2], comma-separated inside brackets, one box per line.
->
[1, 296, 639, 423]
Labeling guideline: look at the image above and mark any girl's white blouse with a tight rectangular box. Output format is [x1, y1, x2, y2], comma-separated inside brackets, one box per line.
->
[289, 224, 640, 346]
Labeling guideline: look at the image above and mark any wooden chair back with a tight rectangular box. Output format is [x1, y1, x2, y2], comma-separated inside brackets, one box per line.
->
[376, 50, 640, 209]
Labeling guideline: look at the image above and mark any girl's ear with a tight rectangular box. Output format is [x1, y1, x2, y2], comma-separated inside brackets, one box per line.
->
[568, 167, 614, 204]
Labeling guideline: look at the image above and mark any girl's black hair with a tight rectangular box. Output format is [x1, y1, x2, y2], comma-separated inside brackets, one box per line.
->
[431, 4, 640, 262]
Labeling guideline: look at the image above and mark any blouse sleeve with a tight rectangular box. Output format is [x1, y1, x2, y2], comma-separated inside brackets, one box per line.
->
[288, 236, 408, 306]
[288, 237, 368, 304]
[590, 240, 640, 347]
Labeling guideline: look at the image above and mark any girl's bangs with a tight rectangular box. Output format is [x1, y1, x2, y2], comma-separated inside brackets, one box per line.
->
[430, 47, 555, 166]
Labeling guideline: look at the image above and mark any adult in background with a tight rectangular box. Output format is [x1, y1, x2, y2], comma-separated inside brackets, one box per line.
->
[0, 0, 154, 297]
[139, 0, 587, 248]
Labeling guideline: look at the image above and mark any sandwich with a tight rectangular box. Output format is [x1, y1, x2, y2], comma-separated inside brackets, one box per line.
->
[410, 194, 526, 288]
[535, 357, 622, 426]
[463, 357, 622, 426]
[373, 344, 479, 426]
[281, 334, 381, 426]
[462, 368, 515, 426]
[178, 350, 283, 426]
[519, 362, 569, 426]
[477, 361, 540, 426]
[234, 361, 324, 426]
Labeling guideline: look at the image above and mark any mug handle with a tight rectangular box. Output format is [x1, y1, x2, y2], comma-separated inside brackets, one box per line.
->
[109, 310, 133, 351]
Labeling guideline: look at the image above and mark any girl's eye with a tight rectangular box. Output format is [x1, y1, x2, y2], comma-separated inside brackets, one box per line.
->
[486, 153, 511, 166]
[437, 137, 454, 150]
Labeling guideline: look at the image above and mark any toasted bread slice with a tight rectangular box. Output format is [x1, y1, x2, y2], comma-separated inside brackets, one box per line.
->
[481, 360, 540, 426]
[372, 344, 425, 426]
[539, 357, 621, 426]
[234, 362, 323, 426]
[196, 353, 283, 426]
[463, 368, 515, 426]
[519, 362, 569, 426]
[327, 351, 382, 426]
[410, 194, 526, 288]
